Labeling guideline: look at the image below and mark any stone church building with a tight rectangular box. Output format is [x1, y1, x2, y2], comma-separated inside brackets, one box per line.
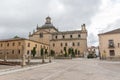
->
[29, 16, 87, 57]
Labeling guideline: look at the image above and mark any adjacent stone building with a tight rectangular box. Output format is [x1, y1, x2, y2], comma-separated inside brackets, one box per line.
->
[0, 38, 49, 59]
[98, 28, 120, 60]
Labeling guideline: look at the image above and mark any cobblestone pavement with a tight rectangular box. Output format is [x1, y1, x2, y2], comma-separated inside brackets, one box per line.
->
[0, 58, 120, 80]
[0, 65, 16, 70]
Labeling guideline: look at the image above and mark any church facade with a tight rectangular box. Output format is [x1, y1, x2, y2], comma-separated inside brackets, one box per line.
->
[29, 16, 88, 57]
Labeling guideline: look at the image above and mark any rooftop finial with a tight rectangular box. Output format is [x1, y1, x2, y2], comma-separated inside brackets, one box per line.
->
[45, 16, 51, 24]
[36, 24, 39, 30]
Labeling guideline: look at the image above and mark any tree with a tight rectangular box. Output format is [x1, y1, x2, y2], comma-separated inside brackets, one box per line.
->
[51, 50, 55, 57]
[14, 35, 20, 38]
[31, 47, 36, 57]
[71, 48, 75, 57]
[75, 49, 78, 56]
[68, 48, 72, 55]
[64, 47, 67, 52]
[45, 49, 48, 57]
[41, 48, 44, 63]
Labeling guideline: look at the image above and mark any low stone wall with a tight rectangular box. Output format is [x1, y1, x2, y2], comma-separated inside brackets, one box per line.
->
[106, 57, 120, 61]
[54, 57, 72, 59]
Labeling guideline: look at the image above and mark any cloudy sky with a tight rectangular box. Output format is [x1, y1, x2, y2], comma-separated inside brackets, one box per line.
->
[0, 0, 120, 46]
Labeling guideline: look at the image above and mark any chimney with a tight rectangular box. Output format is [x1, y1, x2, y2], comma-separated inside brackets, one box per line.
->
[81, 24, 86, 31]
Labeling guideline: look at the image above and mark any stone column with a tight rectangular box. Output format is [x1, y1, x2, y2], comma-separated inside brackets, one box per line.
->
[21, 45, 26, 67]
[28, 55, 31, 64]
[4, 53, 7, 62]
[21, 54, 26, 67]
[49, 55, 51, 63]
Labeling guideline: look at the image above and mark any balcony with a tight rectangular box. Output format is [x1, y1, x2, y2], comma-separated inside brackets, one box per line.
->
[108, 44, 115, 48]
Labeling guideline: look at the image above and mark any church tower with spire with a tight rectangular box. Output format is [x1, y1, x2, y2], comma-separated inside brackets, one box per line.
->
[29, 16, 58, 45]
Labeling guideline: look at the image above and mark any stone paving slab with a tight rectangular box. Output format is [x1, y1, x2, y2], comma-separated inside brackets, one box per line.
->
[0, 62, 55, 76]
[0, 59, 120, 80]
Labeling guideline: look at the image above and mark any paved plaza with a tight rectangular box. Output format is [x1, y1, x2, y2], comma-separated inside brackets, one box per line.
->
[0, 58, 120, 80]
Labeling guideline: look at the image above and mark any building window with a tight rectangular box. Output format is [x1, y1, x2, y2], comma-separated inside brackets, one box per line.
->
[27, 50, 29, 55]
[108, 40, 114, 48]
[35, 44, 37, 48]
[7, 43, 9, 47]
[53, 43, 55, 47]
[44, 46, 45, 49]
[63, 35, 65, 39]
[118, 43, 120, 48]
[41, 45, 42, 48]
[1, 44, 3, 47]
[109, 50, 115, 56]
[18, 42, 21, 46]
[28, 43, 30, 47]
[12, 50, 14, 54]
[77, 42, 80, 46]
[55, 35, 57, 39]
[13, 43, 15, 46]
[78, 34, 81, 38]
[7, 52, 9, 54]
[39, 33, 43, 38]
[72, 42, 75, 46]
[18, 50, 20, 54]
[65, 43, 67, 46]
[61, 43, 63, 47]
[70, 35, 72, 38]
[61, 50, 63, 53]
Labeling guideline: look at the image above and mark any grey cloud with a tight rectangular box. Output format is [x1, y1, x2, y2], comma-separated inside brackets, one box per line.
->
[88, 33, 98, 46]
[102, 19, 120, 33]
[88, 19, 120, 46]
[0, 0, 101, 39]
[54, 0, 102, 30]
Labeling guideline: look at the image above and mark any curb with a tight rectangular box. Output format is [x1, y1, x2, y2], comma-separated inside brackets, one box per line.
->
[0, 62, 56, 76]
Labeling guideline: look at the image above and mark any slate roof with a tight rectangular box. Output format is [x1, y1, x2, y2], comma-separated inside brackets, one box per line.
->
[0, 38, 48, 45]
[52, 30, 86, 35]
[99, 28, 120, 35]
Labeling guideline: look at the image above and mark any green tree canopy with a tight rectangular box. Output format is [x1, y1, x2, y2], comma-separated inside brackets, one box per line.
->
[14, 35, 20, 38]
[45, 49, 48, 55]
[40, 48, 44, 56]
[50, 50, 55, 57]
[31, 47, 36, 57]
